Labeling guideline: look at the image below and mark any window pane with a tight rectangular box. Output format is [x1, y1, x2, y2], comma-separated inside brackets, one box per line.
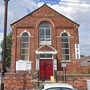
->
[46, 35, 50, 38]
[62, 55, 69, 60]
[40, 38, 44, 41]
[62, 33, 68, 36]
[61, 33, 69, 60]
[40, 54, 52, 58]
[21, 32, 29, 60]
[66, 55, 69, 60]
[21, 49, 29, 54]
[61, 38, 68, 42]
[39, 22, 51, 44]
[46, 29, 50, 35]
[40, 29, 44, 35]
[62, 49, 69, 54]
[21, 37, 29, 42]
[62, 43, 69, 48]
[21, 43, 29, 48]
[46, 38, 50, 41]
[22, 32, 29, 36]
[62, 55, 65, 60]
[40, 22, 50, 27]
[21, 55, 29, 60]
[40, 34, 44, 38]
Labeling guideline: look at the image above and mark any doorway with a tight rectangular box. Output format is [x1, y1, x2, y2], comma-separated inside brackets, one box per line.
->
[39, 54, 53, 80]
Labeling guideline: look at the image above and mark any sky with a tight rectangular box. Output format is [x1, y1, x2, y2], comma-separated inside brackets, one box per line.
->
[0, 0, 90, 57]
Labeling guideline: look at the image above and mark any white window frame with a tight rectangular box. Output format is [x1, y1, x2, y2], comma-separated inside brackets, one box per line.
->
[75, 44, 80, 59]
[61, 33, 70, 61]
[39, 22, 51, 45]
[20, 32, 30, 61]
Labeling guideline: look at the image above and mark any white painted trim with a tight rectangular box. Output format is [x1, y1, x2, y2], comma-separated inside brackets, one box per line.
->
[35, 45, 57, 55]
[60, 31, 70, 61]
[40, 58, 53, 59]
[60, 30, 70, 37]
[40, 41, 51, 45]
[36, 51, 57, 55]
[20, 30, 30, 61]
[17, 35, 33, 38]
[39, 22, 51, 45]
[20, 29, 31, 37]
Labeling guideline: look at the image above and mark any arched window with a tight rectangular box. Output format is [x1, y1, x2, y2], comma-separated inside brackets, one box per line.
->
[21, 32, 29, 60]
[61, 33, 70, 60]
[39, 22, 51, 45]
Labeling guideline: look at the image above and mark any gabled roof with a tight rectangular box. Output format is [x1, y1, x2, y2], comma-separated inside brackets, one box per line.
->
[11, 4, 79, 27]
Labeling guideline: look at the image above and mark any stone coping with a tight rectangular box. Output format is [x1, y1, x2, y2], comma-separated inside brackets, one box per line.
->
[4, 72, 32, 76]
[4, 72, 90, 77]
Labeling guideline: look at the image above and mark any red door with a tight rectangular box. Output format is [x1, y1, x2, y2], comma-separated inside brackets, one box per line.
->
[40, 59, 53, 80]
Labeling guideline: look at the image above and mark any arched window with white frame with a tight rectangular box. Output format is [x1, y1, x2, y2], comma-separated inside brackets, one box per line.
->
[20, 32, 30, 60]
[39, 22, 51, 45]
[61, 33, 70, 60]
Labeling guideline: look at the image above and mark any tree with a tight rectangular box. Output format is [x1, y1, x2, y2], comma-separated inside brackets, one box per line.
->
[1, 32, 12, 68]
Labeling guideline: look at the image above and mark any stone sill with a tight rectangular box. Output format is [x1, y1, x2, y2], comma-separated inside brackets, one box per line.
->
[61, 60, 71, 63]
[4, 72, 32, 76]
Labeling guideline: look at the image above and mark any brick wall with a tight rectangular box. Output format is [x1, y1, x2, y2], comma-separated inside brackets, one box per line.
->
[66, 74, 90, 90]
[4, 73, 38, 90]
[4, 72, 90, 90]
[11, 5, 79, 72]
[8, 4, 83, 90]
[57, 74, 90, 90]
[65, 60, 90, 74]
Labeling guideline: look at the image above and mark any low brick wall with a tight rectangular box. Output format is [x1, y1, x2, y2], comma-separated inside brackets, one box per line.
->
[57, 74, 90, 90]
[4, 73, 38, 90]
[66, 74, 90, 90]
[4, 72, 90, 90]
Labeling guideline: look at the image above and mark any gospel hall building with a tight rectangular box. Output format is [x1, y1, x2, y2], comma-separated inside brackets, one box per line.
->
[5, 4, 90, 90]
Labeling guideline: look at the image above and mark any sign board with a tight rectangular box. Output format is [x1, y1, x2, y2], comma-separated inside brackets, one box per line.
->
[36, 59, 39, 70]
[61, 63, 66, 68]
[16, 60, 32, 71]
[75, 44, 80, 59]
[54, 59, 57, 70]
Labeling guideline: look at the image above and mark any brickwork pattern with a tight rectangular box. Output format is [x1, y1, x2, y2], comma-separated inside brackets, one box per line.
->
[11, 4, 79, 72]
[6, 4, 89, 90]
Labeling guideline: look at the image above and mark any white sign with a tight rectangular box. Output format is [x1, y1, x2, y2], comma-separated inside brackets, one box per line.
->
[75, 44, 80, 59]
[16, 60, 32, 71]
[61, 63, 66, 68]
[54, 59, 57, 70]
[36, 59, 39, 70]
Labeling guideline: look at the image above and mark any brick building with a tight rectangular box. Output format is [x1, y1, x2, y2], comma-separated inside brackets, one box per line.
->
[4, 4, 90, 90]
[11, 3, 80, 76]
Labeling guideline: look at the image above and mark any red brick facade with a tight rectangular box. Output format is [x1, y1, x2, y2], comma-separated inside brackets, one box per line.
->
[4, 4, 90, 90]
[11, 4, 79, 73]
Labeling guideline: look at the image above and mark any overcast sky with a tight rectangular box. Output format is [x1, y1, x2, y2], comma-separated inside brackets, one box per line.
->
[0, 0, 90, 57]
